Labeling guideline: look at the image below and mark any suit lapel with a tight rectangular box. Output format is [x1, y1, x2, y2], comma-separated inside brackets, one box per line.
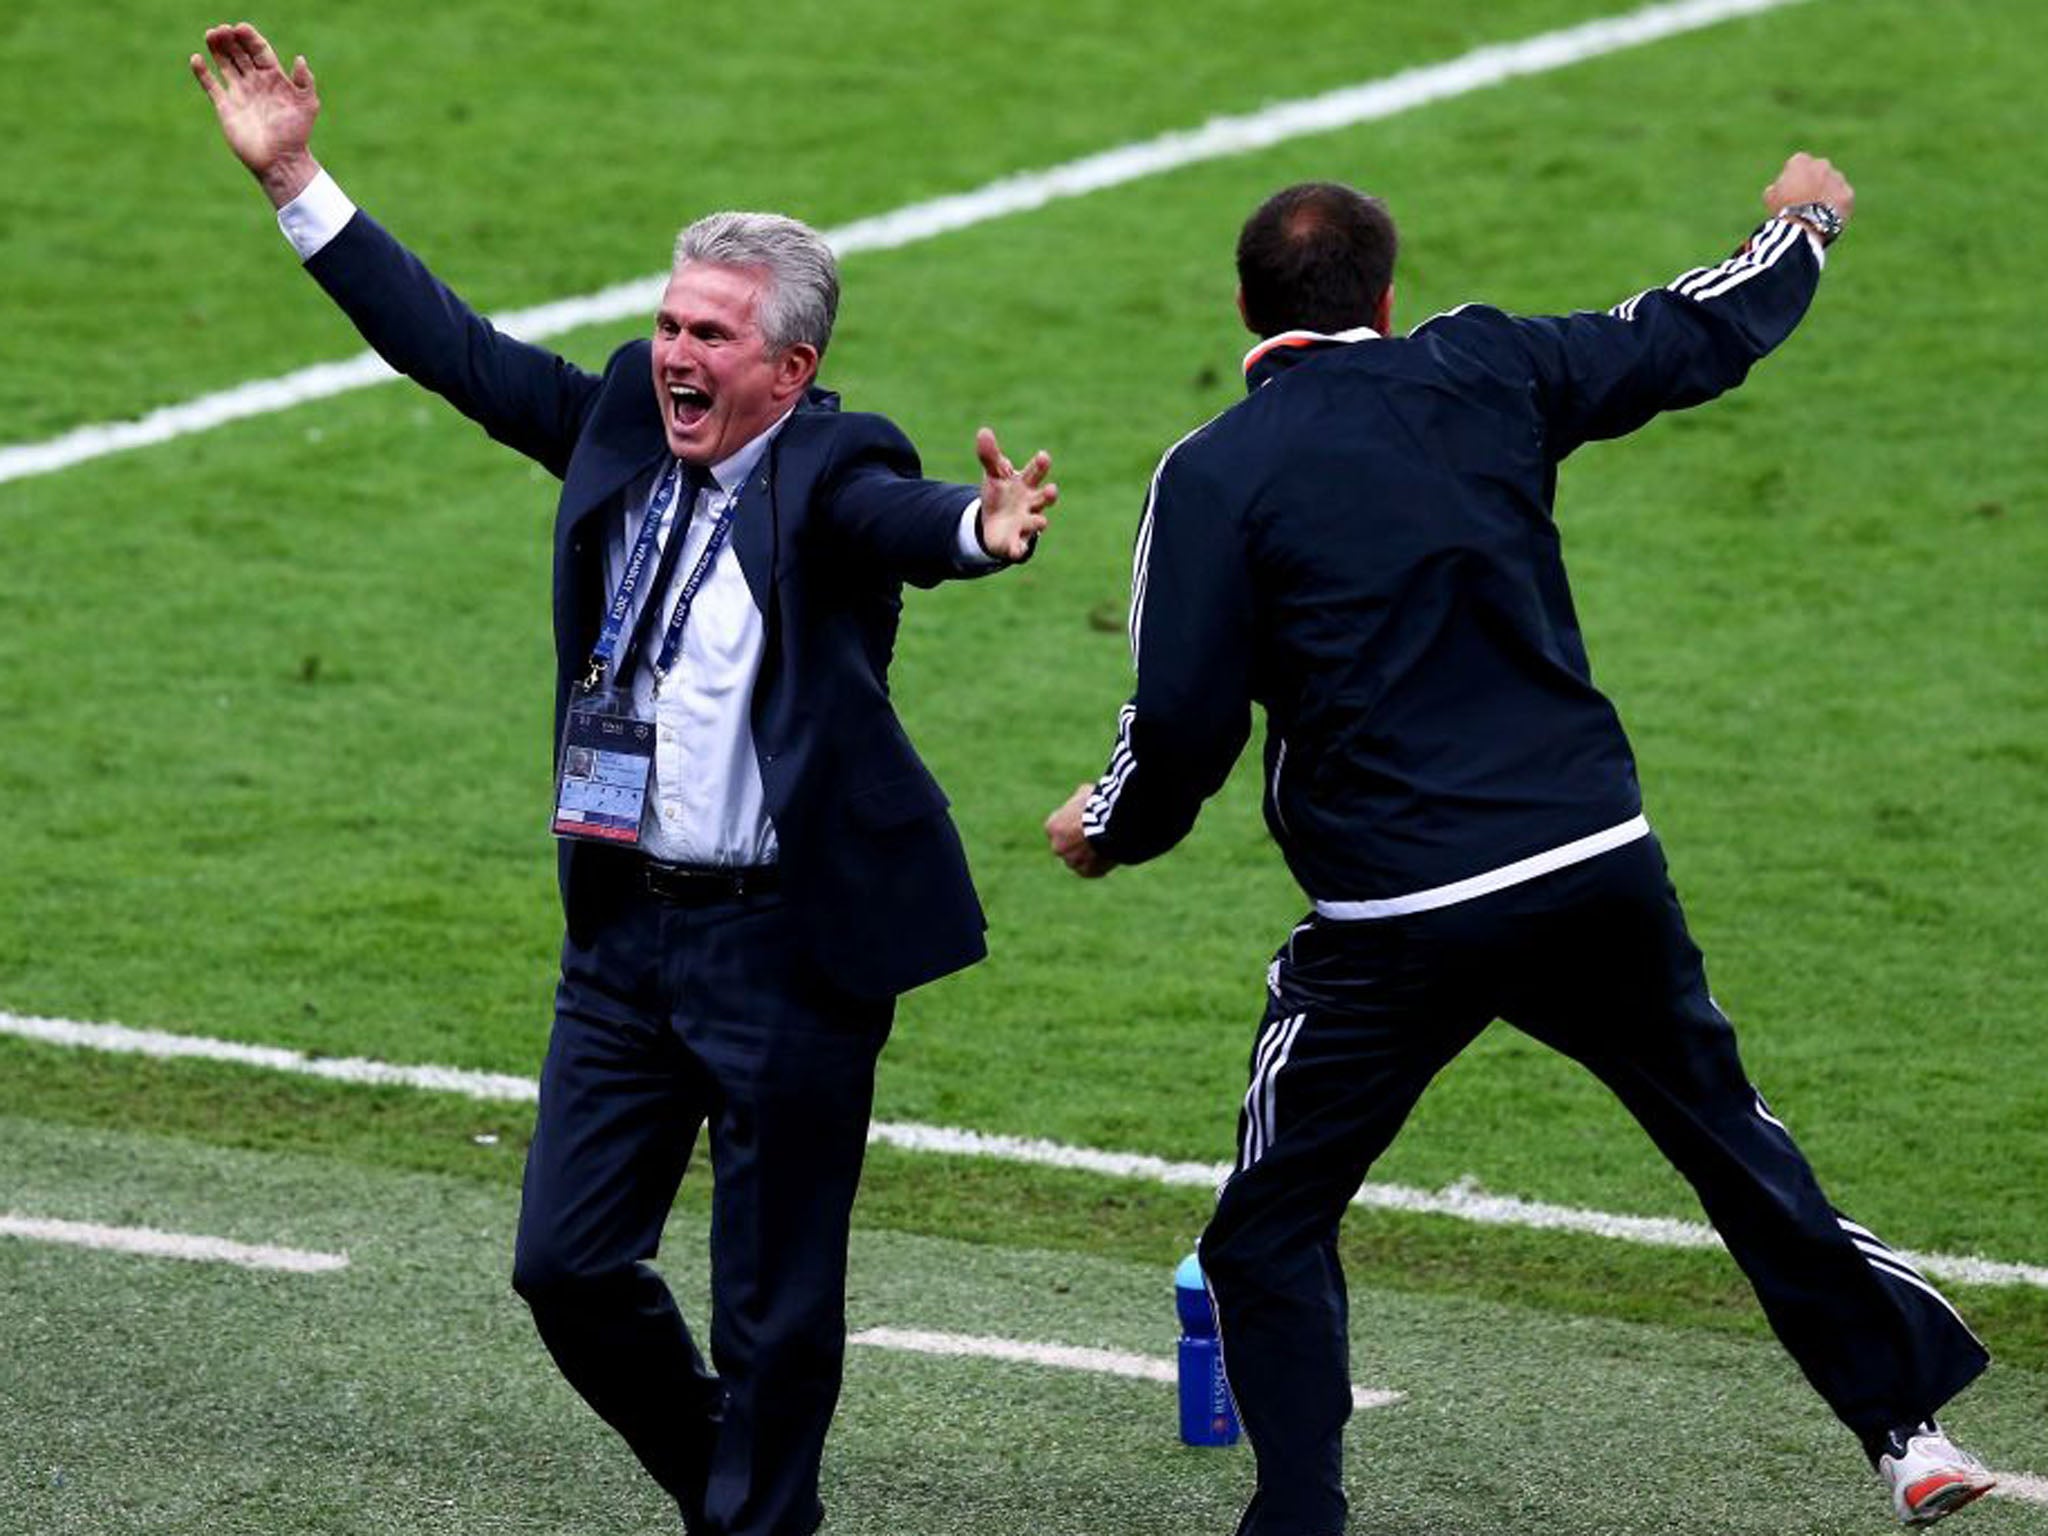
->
[729, 458, 776, 616]
[561, 445, 666, 543]
[555, 443, 666, 674]
[557, 352, 669, 548]
[739, 391, 834, 608]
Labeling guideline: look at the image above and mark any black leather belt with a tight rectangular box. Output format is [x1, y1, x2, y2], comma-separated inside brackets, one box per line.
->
[642, 860, 780, 904]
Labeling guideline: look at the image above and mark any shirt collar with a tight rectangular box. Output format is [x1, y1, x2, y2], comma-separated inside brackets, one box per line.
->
[1241, 325, 1381, 391]
[701, 404, 797, 495]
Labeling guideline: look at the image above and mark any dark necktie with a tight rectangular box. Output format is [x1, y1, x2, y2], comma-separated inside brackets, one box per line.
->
[615, 459, 711, 686]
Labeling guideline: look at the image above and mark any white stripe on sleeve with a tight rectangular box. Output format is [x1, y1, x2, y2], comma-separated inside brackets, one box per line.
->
[1127, 419, 1215, 667]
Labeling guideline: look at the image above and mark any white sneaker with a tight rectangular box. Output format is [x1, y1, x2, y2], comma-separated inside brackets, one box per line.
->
[1877, 1425, 1997, 1526]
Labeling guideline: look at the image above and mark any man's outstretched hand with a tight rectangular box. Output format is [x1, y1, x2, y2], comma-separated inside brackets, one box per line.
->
[190, 23, 322, 208]
[974, 427, 1057, 562]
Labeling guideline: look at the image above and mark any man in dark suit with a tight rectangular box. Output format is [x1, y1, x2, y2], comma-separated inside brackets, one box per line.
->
[194, 24, 1055, 1535]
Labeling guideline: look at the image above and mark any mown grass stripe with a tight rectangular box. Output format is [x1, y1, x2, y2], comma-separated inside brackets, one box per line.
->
[0, 1213, 348, 1273]
[0, 0, 1810, 486]
[8, 1007, 2044, 1293]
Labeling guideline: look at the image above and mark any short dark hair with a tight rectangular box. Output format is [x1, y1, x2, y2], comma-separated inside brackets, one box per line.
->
[1235, 182, 1399, 337]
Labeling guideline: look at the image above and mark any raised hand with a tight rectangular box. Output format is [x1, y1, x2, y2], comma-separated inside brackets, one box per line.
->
[974, 427, 1057, 562]
[190, 22, 323, 208]
[1764, 151, 1854, 230]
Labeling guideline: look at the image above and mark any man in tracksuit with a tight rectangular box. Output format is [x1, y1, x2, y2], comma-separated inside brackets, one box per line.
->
[1046, 153, 1995, 1531]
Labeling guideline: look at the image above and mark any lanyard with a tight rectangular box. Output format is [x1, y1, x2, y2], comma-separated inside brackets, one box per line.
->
[602, 467, 745, 689]
[642, 482, 742, 680]
[583, 459, 692, 689]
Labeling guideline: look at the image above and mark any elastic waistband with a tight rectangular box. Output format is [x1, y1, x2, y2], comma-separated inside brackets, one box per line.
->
[1313, 815, 1649, 921]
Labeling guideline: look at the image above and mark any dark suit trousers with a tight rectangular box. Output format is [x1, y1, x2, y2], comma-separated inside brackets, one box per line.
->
[1199, 834, 1988, 1536]
[512, 882, 891, 1536]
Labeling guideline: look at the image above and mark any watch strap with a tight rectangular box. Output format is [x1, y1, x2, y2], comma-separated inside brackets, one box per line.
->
[1779, 200, 1844, 246]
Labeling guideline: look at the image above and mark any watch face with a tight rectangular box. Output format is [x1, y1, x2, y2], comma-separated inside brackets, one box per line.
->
[1789, 201, 1843, 241]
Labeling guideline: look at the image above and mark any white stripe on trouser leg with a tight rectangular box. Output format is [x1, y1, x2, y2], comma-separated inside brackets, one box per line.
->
[1259, 1014, 1307, 1165]
[1840, 1220, 1982, 1342]
[1236, 1024, 1286, 1163]
[1238, 1017, 1286, 1168]
[1238, 1011, 1301, 1170]
[1859, 1245, 1964, 1312]
[1239, 1012, 1307, 1173]
[1752, 1088, 1790, 1134]
[1839, 1216, 1900, 1254]
[1238, 1013, 1295, 1169]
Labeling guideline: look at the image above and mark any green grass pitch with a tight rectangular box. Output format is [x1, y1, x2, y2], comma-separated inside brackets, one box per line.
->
[2, 0, 2045, 1530]
[7, 1117, 2046, 1535]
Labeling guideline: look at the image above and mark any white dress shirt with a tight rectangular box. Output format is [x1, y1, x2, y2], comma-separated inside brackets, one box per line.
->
[612, 432, 783, 865]
[276, 171, 994, 865]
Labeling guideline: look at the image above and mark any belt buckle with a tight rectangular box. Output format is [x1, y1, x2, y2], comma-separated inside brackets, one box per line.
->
[643, 861, 772, 903]
[643, 861, 702, 902]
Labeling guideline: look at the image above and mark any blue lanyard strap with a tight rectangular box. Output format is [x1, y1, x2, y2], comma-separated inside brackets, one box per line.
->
[597, 465, 745, 690]
[646, 485, 742, 679]
[583, 459, 690, 688]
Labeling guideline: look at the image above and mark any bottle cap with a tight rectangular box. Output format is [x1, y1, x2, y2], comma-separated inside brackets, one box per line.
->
[1175, 1253, 1215, 1333]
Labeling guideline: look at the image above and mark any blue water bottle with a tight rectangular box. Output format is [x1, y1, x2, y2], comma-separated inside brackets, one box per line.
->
[1176, 1253, 1240, 1445]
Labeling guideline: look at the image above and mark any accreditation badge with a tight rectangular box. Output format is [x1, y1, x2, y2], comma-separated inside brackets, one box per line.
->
[551, 683, 656, 846]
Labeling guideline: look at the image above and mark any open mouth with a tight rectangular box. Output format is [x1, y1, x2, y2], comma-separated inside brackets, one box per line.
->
[667, 383, 712, 433]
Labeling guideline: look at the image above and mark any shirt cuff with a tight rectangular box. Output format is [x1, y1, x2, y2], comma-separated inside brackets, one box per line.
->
[955, 498, 999, 567]
[277, 170, 359, 263]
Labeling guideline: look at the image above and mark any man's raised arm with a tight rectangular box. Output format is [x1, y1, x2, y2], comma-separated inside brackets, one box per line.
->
[1487, 151, 1857, 461]
[189, 21, 602, 478]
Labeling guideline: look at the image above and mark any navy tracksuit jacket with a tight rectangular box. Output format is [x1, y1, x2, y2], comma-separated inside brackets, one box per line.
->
[1084, 216, 1836, 898]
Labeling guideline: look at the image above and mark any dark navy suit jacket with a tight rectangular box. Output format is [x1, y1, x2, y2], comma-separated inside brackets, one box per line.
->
[305, 212, 989, 998]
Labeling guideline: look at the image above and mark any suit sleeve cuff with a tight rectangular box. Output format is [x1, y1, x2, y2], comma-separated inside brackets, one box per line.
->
[277, 169, 359, 263]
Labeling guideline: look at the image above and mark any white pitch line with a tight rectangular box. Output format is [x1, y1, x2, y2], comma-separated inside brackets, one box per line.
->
[850, 1326, 1403, 1412]
[864, 1120, 2048, 1293]
[2, 1215, 2033, 1508]
[0, 1010, 540, 1101]
[1990, 1472, 2048, 1509]
[8, 1008, 2047, 1294]
[0, 1214, 348, 1273]
[0, 0, 1810, 488]
[849, 1328, 2048, 1501]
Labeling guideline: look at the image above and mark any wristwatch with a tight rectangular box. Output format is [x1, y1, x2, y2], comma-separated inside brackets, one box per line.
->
[1779, 200, 1845, 245]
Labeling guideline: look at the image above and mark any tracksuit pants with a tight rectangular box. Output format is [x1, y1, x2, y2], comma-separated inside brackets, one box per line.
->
[512, 883, 892, 1536]
[1199, 834, 1988, 1536]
